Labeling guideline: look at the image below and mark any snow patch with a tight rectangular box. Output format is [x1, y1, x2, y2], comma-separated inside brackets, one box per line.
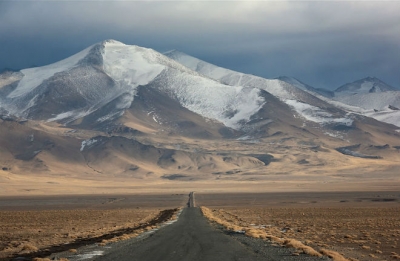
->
[236, 135, 260, 144]
[335, 77, 398, 96]
[7, 46, 93, 98]
[334, 91, 400, 111]
[152, 114, 159, 124]
[158, 70, 265, 129]
[318, 91, 400, 127]
[325, 132, 344, 139]
[80, 138, 98, 151]
[164, 50, 232, 80]
[47, 111, 76, 122]
[103, 41, 165, 107]
[97, 111, 124, 123]
[165, 50, 303, 102]
[76, 250, 104, 260]
[361, 81, 374, 92]
[285, 100, 353, 125]
[137, 208, 183, 239]
[364, 109, 400, 127]
[237, 135, 252, 141]
[277, 76, 308, 91]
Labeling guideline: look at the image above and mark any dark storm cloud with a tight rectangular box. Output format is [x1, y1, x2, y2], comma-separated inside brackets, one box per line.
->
[0, 1, 399, 90]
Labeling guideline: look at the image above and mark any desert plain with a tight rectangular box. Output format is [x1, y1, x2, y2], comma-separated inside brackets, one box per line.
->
[0, 194, 185, 260]
[198, 192, 400, 261]
[0, 191, 399, 261]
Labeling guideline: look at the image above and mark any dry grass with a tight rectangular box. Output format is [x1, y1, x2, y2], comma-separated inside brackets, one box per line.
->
[284, 239, 322, 257]
[200, 206, 243, 232]
[391, 252, 400, 259]
[0, 208, 160, 259]
[21, 243, 38, 252]
[201, 206, 323, 258]
[320, 248, 349, 261]
[201, 206, 400, 261]
[98, 233, 137, 245]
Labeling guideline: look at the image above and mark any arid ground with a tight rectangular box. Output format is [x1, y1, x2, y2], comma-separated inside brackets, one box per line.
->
[0, 194, 186, 260]
[197, 192, 400, 261]
[1, 192, 399, 261]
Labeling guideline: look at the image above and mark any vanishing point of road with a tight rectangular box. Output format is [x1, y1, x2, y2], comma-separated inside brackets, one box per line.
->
[94, 192, 327, 261]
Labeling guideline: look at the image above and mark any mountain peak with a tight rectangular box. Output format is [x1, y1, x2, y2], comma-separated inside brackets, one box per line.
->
[163, 49, 178, 55]
[335, 77, 398, 95]
[102, 39, 125, 46]
[364, 76, 379, 81]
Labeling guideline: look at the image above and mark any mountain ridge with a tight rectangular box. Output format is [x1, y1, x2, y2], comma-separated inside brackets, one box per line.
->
[1, 40, 400, 195]
[335, 77, 399, 95]
[164, 49, 400, 128]
[0, 40, 264, 130]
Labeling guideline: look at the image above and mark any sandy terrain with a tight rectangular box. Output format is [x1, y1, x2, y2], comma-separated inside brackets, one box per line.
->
[1, 192, 399, 260]
[1, 118, 400, 197]
[197, 192, 400, 261]
[0, 194, 186, 260]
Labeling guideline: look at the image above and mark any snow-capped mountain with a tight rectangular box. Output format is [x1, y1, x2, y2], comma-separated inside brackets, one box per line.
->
[335, 77, 398, 96]
[0, 40, 264, 130]
[164, 50, 354, 128]
[272, 76, 400, 127]
[1, 40, 399, 134]
[332, 77, 400, 111]
[165, 50, 400, 129]
[1, 40, 400, 189]
[325, 77, 400, 127]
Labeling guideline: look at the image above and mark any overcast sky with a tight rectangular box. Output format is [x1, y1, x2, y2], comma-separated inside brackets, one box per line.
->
[0, 1, 399, 90]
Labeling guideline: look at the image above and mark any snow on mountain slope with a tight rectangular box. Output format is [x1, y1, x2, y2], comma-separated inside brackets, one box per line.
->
[167, 51, 400, 131]
[103, 41, 165, 90]
[7, 46, 93, 99]
[327, 78, 400, 127]
[151, 68, 264, 129]
[304, 88, 400, 128]
[285, 100, 353, 126]
[165, 50, 293, 99]
[2, 41, 397, 132]
[275, 76, 309, 92]
[164, 50, 399, 129]
[365, 110, 400, 127]
[0, 40, 265, 130]
[334, 91, 400, 111]
[277, 76, 334, 98]
[335, 77, 398, 96]
[165, 50, 352, 127]
[163, 50, 231, 80]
